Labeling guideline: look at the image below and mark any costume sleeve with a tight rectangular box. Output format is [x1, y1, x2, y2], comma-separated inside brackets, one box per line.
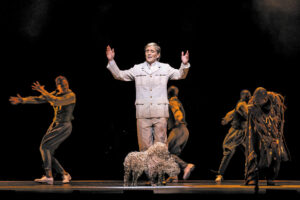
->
[41, 92, 76, 106]
[222, 109, 235, 125]
[169, 98, 184, 123]
[236, 102, 248, 119]
[22, 95, 48, 104]
[168, 63, 190, 80]
[107, 60, 135, 81]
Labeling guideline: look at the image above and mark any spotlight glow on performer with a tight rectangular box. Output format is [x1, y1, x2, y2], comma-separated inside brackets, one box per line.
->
[106, 43, 190, 153]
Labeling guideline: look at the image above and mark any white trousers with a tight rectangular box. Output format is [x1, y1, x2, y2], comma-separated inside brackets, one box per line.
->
[136, 118, 168, 151]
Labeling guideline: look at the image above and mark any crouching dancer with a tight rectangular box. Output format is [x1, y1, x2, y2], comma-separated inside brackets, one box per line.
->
[245, 87, 290, 186]
[9, 76, 75, 185]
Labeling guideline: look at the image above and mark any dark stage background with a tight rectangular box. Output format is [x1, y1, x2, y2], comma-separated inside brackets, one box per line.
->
[1, 0, 300, 181]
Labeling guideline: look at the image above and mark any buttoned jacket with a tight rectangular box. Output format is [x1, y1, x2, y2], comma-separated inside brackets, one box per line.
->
[107, 60, 190, 119]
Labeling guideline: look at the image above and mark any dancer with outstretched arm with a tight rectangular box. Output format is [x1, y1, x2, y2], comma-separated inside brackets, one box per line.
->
[9, 76, 75, 185]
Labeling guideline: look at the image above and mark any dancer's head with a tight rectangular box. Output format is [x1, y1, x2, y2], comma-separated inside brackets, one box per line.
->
[168, 86, 179, 98]
[253, 87, 268, 106]
[55, 75, 69, 93]
[240, 89, 251, 102]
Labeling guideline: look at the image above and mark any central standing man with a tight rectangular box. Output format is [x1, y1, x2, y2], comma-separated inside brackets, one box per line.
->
[106, 43, 190, 151]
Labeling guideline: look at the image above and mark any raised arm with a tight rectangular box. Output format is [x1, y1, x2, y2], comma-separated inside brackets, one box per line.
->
[169, 50, 190, 80]
[221, 109, 235, 125]
[106, 45, 135, 81]
[236, 101, 248, 119]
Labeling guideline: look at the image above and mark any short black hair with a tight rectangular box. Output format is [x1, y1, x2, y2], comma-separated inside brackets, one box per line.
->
[168, 86, 179, 98]
[55, 75, 69, 89]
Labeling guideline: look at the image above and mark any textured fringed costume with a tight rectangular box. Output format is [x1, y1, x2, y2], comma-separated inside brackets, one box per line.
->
[245, 88, 290, 185]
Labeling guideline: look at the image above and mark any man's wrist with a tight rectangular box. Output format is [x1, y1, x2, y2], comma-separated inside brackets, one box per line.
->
[181, 62, 190, 68]
[108, 59, 116, 67]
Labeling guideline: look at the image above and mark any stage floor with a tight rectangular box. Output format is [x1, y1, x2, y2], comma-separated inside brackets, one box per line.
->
[1, 180, 299, 199]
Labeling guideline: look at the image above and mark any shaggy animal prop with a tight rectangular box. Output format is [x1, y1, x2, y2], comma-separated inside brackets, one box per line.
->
[123, 142, 180, 186]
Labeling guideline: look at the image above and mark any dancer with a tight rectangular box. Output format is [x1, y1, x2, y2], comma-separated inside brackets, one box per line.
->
[245, 87, 290, 185]
[9, 76, 75, 185]
[106, 43, 190, 151]
[166, 86, 195, 182]
[215, 90, 251, 183]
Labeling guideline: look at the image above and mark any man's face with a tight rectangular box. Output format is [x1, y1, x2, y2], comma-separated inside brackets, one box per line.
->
[240, 91, 250, 101]
[145, 46, 160, 64]
[56, 80, 68, 93]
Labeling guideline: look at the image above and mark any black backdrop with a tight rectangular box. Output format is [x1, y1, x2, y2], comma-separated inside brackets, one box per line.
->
[1, 0, 300, 181]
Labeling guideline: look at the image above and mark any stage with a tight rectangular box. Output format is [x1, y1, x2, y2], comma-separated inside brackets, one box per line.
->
[1, 180, 299, 199]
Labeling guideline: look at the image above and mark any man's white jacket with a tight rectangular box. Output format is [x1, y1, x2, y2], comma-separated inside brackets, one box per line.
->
[107, 60, 190, 119]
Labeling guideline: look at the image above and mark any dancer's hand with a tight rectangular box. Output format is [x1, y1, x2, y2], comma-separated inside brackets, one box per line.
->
[221, 118, 227, 126]
[9, 94, 23, 105]
[32, 81, 45, 93]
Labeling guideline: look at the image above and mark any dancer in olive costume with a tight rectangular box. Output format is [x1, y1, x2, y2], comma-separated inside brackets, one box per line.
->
[215, 90, 251, 183]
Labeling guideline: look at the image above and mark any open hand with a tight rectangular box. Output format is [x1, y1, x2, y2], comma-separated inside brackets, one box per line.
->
[106, 45, 115, 61]
[32, 81, 45, 93]
[181, 50, 189, 65]
[9, 94, 23, 105]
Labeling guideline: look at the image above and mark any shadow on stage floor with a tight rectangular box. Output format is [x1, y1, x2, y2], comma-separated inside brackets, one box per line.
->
[0, 180, 299, 200]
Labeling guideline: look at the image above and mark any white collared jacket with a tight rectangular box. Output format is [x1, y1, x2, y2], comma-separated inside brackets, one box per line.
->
[107, 60, 190, 119]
